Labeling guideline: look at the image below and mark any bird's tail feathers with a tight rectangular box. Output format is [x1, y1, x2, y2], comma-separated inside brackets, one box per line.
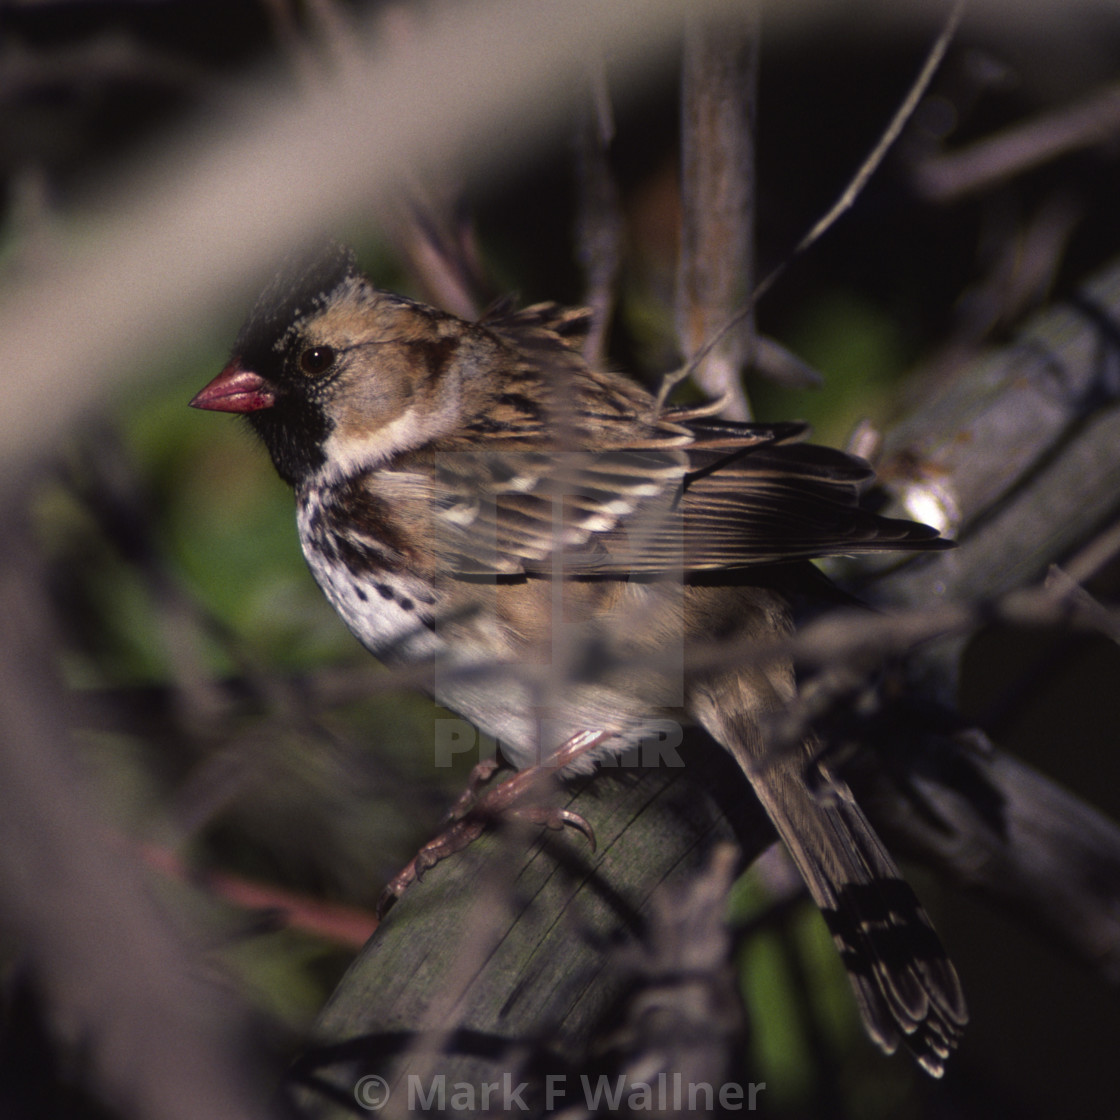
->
[742, 741, 968, 1075]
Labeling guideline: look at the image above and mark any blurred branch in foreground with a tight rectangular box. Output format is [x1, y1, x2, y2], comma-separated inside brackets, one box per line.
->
[0, 498, 284, 1120]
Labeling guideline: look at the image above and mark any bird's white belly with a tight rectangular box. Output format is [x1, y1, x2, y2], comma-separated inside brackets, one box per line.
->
[299, 518, 680, 770]
[299, 548, 444, 665]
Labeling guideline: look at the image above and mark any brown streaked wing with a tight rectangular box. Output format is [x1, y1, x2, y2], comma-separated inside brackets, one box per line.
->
[674, 436, 949, 569]
[430, 420, 948, 577]
[428, 445, 688, 576]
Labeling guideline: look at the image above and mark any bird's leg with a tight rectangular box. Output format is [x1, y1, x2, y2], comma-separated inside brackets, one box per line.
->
[376, 729, 610, 917]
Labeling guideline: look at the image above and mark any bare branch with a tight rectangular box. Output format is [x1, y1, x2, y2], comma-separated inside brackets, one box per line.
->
[140, 844, 379, 949]
[675, 6, 760, 418]
[913, 80, 1120, 201]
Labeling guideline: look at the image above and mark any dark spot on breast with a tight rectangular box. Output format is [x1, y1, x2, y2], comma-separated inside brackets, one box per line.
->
[319, 472, 423, 577]
[398, 597, 414, 611]
[375, 582, 394, 600]
[310, 534, 339, 563]
[354, 585, 368, 601]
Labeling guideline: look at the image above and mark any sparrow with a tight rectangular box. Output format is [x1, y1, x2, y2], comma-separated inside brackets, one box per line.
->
[190, 245, 967, 1075]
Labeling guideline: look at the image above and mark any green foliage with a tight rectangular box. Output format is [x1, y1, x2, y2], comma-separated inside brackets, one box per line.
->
[754, 291, 908, 446]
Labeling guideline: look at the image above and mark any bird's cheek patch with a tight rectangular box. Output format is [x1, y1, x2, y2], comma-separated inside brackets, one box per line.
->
[321, 407, 428, 478]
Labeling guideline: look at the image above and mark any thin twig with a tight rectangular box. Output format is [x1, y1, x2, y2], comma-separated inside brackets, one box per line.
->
[785, 0, 966, 265]
[71, 570, 1116, 731]
[140, 844, 379, 948]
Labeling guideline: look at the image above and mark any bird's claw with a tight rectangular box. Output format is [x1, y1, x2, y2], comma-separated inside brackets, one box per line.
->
[376, 732, 610, 918]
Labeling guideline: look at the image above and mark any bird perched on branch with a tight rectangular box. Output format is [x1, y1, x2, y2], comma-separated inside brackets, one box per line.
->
[191, 245, 967, 1074]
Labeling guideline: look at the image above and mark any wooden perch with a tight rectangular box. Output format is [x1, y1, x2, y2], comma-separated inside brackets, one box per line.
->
[873, 256, 1120, 687]
[292, 742, 764, 1119]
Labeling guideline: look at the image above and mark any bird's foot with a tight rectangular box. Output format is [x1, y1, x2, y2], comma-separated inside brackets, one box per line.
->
[376, 729, 609, 918]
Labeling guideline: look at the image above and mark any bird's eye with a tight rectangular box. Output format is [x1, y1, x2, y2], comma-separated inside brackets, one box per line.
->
[299, 346, 335, 376]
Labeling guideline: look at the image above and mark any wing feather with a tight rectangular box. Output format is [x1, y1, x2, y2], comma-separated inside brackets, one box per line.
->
[427, 301, 947, 576]
[428, 420, 947, 577]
